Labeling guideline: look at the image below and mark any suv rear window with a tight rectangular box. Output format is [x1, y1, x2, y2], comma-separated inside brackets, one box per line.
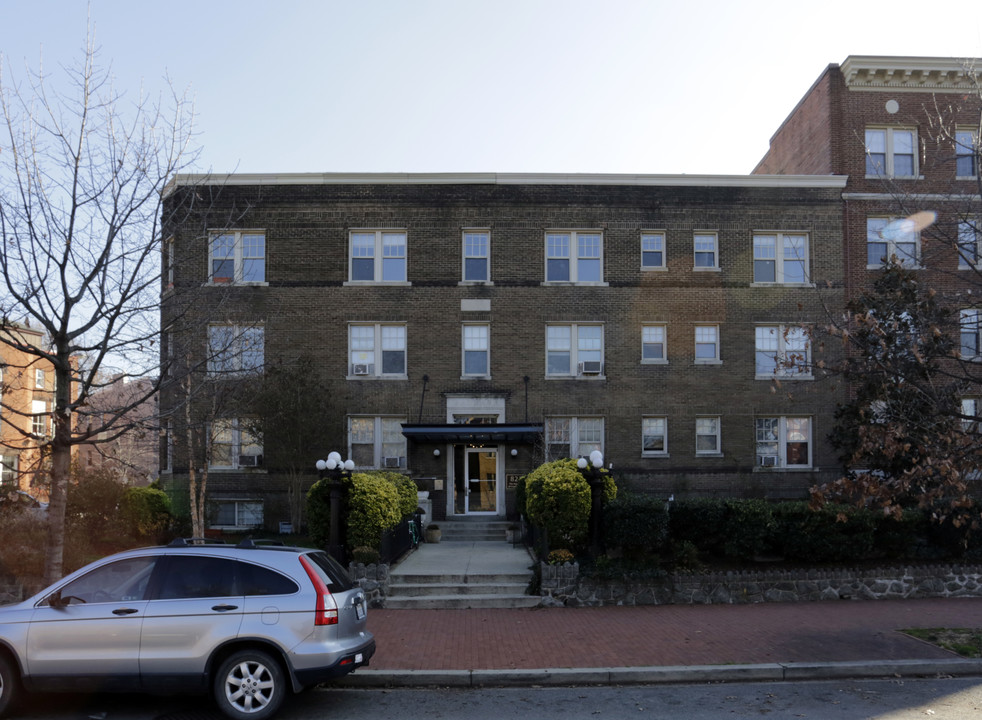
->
[302, 551, 354, 593]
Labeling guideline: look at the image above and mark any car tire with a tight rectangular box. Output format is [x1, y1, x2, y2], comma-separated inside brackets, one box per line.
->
[0, 654, 22, 718]
[213, 650, 286, 720]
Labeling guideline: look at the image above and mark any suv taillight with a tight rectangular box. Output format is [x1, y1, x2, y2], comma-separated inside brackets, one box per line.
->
[299, 555, 339, 626]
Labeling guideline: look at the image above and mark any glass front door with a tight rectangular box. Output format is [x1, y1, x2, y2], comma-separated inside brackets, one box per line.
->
[454, 448, 497, 514]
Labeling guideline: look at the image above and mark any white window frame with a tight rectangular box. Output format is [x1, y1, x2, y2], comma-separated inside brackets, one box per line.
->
[641, 231, 666, 270]
[162, 420, 173, 474]
[0, 454, 18, 488]
[694, 324, 720, 364]
[207, 324, 265, 375]
[755, 325, 811, 378]
[865, 127, 918, 178]
[695, 416, 721, 456]
[961, 397, 980, 433]
[958, 218, 981, 269]
[752, 233, 810, 284]
[955, 128, 978, 178]
[867, 216, 919, 268]
[348, 416, 407, 469]
[164, 236, 175, 291]
[34, 368, 45, 389]
[641, 416, 668, 457]
[755, 416, 812, 469]
[31, 399, 47, 437]
[544, 231, 605, 284]
[462, 230, 491, 284]
[348, 230, 409, 284]
[693, 232, 719, 270]
[212, 499, 264, 529]
[545, 416, 604, 461]
[208, 230, 266, 284]
[545, 323, 605, 377]
[961, 309, 981, 360]
[348, 323, 407, 378]
[462, 323, 490, 378]
[641, 324, 668, 364]
[208, 418, 263, 470]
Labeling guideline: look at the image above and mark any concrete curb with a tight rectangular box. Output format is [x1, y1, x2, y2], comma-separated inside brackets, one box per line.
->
[336, 659, 982, 688]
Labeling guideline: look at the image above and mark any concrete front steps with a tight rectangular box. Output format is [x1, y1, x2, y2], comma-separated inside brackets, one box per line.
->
[385, 519, 538, 609]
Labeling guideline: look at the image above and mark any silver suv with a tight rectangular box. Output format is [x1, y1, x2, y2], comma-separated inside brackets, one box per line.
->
[0, 539, 375, 720]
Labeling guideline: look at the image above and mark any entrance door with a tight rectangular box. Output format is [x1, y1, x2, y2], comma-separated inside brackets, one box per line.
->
[455, 448, 497, 514]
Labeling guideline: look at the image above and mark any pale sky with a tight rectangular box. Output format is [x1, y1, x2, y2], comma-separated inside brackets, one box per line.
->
[2, 0, 981, 176]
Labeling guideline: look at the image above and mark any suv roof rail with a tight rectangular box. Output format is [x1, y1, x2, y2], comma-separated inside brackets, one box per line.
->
[237, 538, 286, 549]
[167, 537, 229, 547]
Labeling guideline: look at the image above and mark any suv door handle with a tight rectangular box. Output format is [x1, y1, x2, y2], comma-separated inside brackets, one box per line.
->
[113, 608, 139, 615]
[212, 604, 239, 612]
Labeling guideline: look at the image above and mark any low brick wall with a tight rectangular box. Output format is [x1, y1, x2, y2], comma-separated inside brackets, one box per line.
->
[539, 563, 982, 607]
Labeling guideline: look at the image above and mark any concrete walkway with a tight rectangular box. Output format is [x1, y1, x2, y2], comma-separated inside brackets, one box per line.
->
[341, 541, 982, 687]
[388, 540, 534, 578]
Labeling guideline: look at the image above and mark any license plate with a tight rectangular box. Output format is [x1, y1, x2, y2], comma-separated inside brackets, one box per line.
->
[354, 601, 366, 620]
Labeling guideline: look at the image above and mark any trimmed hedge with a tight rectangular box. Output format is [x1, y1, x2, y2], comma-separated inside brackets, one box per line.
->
[306, 472, 417, 552]
[604, 492, 669, 559]
[523, 459, 617, 552]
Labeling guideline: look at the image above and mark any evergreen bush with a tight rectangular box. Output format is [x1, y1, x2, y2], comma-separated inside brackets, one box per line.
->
[604, 492, 669, 559]
[524, 458, 616, 553]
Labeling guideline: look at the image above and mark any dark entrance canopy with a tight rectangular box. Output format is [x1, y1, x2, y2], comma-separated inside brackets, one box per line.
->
[400, 423, 543, 444]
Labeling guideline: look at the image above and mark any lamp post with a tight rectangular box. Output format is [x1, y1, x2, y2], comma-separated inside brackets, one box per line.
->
[315, 452, 355, 563]
[577, 450, 606, 557]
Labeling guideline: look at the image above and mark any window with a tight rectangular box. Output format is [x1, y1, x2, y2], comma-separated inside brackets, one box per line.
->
[31, 399, 47, 437]
[865, 127, 917, 177]
[956, 129, 978, 177]
[545, 231, 603, 283]
[867, 217, 918, 267]
[462, 231, 490, 282]
[693, 232, 718, 269]
[961, 398, 980, 433]
[0, 455, 17, 488]
[462, 324, 490, 377]
[641, 324, 667, 363]
[209, 418, 263, 470]
[756, 417, 811, 468]
[165, 236, 175, 290]
[214, 500, 264, 529]
[349, 416, 406, 469]
[546, 324, 604, 376]
[545, 417, 603, 460]
[349, 230, 407, 283]
[53, 557, 157, 605]
[209, 231, 265, 284]
[694, 325, 720, 364]
[641, 232, 666, 270]
[755, 325, 810, 377]
[208, 325, 264, 374]
[695, 417, 720, 455]
[163, 421, 173, 474]
[753, 233, 809, 284]
[959, 219, 981, 268]
[34, 368, 45, 389]
[642, 417, 668, 456]
[349, 324, 407, 377]
[961, 309, 981, 359]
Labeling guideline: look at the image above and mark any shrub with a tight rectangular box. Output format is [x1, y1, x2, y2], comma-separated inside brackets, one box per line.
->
[547, 548, 575, 565]
[722, 499, 777, 561]
[65, 466, 127, 549]
[772, 502, 876, 563]
[120, 485, 173, 544]
[305, 477, 336, 549]
[668, 498, 728, 556]
[346, 473, 402, 549]
[604, 492, 669, 559]
[378, 472, 418, 519]
[525, 459, 616, 552]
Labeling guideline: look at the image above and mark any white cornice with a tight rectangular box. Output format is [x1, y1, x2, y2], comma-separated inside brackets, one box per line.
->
[164, 172, 848, 195]
[840, 55, 981, 92]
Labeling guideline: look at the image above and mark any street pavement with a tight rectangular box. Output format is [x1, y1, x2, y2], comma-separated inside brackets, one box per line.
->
[341, 542, 982, 687]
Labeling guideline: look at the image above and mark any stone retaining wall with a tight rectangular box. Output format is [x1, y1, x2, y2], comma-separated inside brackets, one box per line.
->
[539, 563, 982, 607]
[348, 562, 389, 607]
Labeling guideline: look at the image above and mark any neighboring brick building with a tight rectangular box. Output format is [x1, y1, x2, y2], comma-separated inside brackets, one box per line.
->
[0, 324, 58, 502]
[159, 175, 847, 529]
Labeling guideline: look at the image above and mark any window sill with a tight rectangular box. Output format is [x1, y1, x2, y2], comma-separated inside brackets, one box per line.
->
[205, 281, 269, 287]
[346, 375, 409, 381]
[545, 374, 607, 380]
[866, 264, 921, 271]
[750, 282, 816, 289]
[461, 375, 492, 380]
[694, 360, 722, 366]
[206, 468, 268, 473]
[641, 360, 669, 366]
[458, 280, 494, 286]
[755, 374, 814, 381]
[344, 280, 411, 287]
[753, 466, 814, 472]
[540, 281, 610, 287]
[865, 174, 922, 180]
[695, 453, 724, 458]
[641, 266, 668, 272]
[693, 266, 721, 272]
[642, 453, 669, 459]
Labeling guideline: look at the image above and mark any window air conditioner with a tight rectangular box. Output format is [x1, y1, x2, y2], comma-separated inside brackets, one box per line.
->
[238, 454, 262, 467]
[383, 456, 402, 468]
[758, 456, 778, 467]
[579, 361, 603, 375]
[353, 363, 373, 376]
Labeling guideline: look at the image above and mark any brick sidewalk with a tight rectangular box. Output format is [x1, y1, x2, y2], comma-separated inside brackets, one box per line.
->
[365, 598, 982, 670]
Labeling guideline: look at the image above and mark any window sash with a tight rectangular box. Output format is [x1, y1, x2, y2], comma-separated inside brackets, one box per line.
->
[642, 325, 666, 361]
[641, 233, 665, 268]
[694, 233, 718, 268]
[756, 417, 811, 467]
[546, 324, 603, 375]
[695, 417, 719, 454]
[694, 325, 719, 361]
[208, 325, 265, 374]
[349, 324, 406, 376]
[350, 231, 407, 282]
[463, 232, 490, 282]
[463, 324, 490, 376]
[349, 416, 406, 468]
[546, 417, 603, 460]
[546, 231, 603, 283]
[956, 130, 978, 177]
[961, 309, 981, 358]
[755, 326, 809, 376]
[867, 217, 917, 266]
[210, 232, 265, 283]
[642, 417, 667, 454]
[866, 128, 917, 177]
[959, 220, 980, 267]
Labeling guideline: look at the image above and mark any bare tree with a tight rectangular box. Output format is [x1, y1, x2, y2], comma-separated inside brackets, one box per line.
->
[0, 34, 199, 583]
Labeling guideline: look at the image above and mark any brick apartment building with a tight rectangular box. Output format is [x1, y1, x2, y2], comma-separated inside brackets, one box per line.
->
[158, 54, 980, 531]
[0, 324, 58, 502]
